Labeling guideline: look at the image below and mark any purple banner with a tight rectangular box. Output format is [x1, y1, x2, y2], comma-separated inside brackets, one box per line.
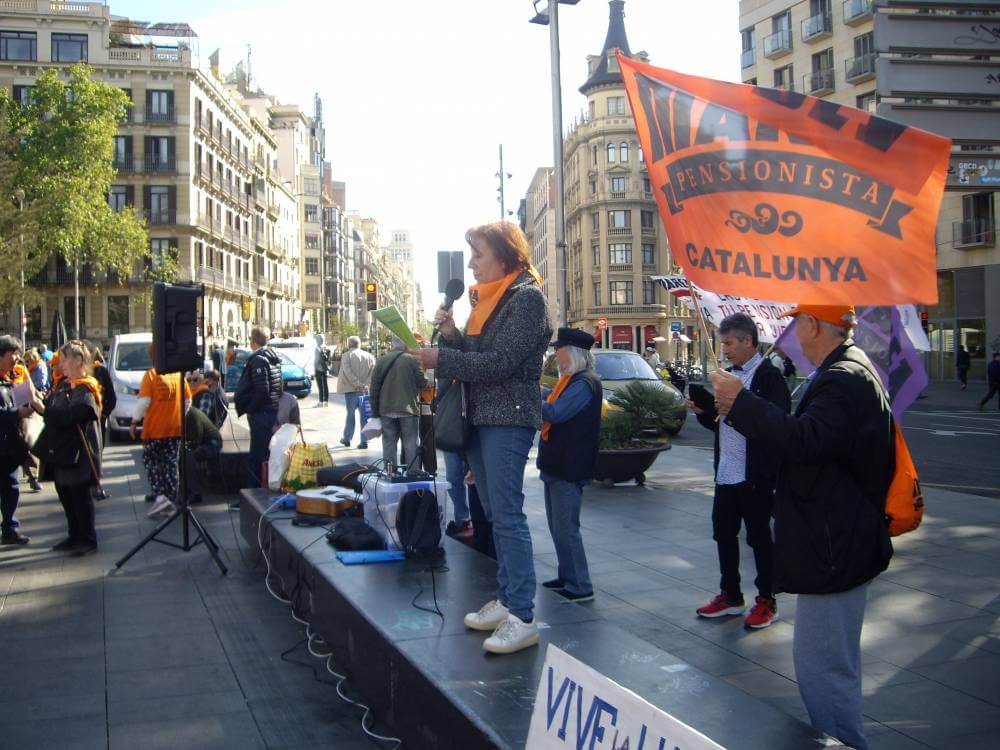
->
[773, 307, 928, 419]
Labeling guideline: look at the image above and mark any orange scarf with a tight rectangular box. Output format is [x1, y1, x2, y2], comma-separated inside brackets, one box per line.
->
[51, 352, 63, 385]
[540, 374, 572, 442]
[67, 375, 103, 416]
[466, 266, 543, 336]
[191, 383, 209, 399]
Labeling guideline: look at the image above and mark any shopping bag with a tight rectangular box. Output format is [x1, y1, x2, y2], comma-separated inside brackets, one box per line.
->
[268, 423, 300, 491]
[358, 393, 373, 423]
[360, 417, 382, 441]
[282, 441, 334, 492]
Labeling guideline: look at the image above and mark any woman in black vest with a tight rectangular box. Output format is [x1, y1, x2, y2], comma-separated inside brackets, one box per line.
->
[537, 328, 603, 602]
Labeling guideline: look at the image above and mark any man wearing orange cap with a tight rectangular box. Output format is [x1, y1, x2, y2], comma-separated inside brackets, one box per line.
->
[710, 304, 893, 750]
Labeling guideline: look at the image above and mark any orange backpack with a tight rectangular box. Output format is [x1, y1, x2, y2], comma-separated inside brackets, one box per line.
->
[885, 421, 923, 536]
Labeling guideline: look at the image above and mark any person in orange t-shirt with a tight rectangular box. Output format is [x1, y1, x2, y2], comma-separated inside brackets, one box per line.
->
[131, 345, 191, 517]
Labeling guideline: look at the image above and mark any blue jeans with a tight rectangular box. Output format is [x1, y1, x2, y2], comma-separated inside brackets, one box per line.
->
[0, 458, 20, 533]
[248, 411, 277, 489]
[465, 426, 536, 621]
[794, 582, 870, 750]
[443, 450, 469, 522]
[543, 479, 592, 595]
[342, 392, 363, 443]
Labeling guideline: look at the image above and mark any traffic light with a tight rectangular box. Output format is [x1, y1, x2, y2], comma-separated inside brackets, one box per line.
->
[920, 311, 929, 334]
[365, 282, 378, 311]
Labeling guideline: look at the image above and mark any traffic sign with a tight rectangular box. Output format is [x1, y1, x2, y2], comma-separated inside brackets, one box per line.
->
[670, 321, 682, 332]
[596, 317, 608, 329]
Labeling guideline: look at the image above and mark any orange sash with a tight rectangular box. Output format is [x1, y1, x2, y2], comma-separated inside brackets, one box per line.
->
[68, 375, 102, 416]
[466, 267, 543, 336]
[540, 374, 572, 442]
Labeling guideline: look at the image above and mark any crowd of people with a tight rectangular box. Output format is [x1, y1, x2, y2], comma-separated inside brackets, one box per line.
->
[5, 218, 986, 750]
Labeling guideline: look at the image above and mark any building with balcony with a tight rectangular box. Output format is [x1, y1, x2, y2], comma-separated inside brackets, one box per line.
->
[561, 0, 693, 357]
[387, 229, 417, 326]
[522, 168, 560, 318]
[0, 0, 302, 347]
[322, 176, 356, 331]
[739, 0, 999, 380]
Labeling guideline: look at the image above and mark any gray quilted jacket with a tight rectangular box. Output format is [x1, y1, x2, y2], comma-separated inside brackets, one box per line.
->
[437, 272, 552, 429]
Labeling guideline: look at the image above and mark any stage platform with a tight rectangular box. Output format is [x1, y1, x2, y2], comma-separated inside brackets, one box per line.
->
[240, 488, 836, 749]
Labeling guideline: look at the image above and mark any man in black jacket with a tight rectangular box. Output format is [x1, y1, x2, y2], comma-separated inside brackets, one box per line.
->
[711, 304, 893, 750]
[234, 327, 282, 489]
[691, 313, 790, 629]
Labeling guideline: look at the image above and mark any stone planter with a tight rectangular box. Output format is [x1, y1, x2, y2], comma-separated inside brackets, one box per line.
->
[592, 444, 670, 486]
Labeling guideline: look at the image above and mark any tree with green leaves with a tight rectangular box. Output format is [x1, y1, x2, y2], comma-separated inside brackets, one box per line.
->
[0, 63, 164, 338]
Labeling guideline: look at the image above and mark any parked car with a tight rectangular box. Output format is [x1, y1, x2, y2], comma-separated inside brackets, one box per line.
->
[268, 336, 317, 379]
[108, 333, 214, 440]
[541, 349, 687, 435]
[224, 348, 312, 399]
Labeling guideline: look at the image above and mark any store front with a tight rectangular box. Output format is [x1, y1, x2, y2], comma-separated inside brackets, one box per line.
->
[923, 268, 993, 382]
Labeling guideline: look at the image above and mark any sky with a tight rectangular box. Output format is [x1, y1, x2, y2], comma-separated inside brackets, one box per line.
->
[108, 0, 742, 323]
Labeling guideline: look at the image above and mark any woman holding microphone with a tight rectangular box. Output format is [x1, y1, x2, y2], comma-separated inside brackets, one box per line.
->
[409, 221, 551, 655]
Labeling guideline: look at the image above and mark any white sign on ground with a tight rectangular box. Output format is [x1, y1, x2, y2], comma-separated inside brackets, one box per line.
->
[526, 645, 726, 750]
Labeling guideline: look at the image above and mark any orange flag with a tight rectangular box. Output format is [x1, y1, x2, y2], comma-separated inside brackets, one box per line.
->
[618, 53, 949, 305]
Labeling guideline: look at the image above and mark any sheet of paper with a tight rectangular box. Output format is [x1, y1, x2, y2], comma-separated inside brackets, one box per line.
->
[12, 381, 31, 408]
[371, 306, 419, 349]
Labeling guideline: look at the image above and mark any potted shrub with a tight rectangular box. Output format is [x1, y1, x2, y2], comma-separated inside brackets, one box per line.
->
[592, 382, 672, 486]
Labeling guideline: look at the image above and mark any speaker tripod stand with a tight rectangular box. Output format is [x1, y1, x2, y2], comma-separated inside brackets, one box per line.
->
[115, 282, 227, 575]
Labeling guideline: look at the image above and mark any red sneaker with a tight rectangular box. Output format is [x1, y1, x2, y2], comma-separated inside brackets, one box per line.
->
[696, 592, 745, 618]
[744, 596, 778, 629]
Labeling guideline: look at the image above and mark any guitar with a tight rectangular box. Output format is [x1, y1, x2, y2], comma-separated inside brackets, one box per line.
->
[295, 487, 357, 518]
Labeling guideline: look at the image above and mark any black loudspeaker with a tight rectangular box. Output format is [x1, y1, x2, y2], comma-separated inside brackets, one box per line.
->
[152, 282, 204, 374]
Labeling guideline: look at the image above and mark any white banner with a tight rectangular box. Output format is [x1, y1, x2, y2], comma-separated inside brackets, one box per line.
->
[526, 645, 725, 750]
[651, 276, 793, 344]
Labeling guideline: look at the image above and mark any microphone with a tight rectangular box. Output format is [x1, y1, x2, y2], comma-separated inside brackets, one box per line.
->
[431, 278, 465, 344]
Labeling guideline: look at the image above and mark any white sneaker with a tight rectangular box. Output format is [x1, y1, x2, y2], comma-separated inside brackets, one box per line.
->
[463, 599, 509, 631]
[483, 613, 540, 655]
[147, 496, 175, 518]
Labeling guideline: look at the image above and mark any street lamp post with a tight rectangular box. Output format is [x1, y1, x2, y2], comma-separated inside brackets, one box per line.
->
[530, 0, 578, 329]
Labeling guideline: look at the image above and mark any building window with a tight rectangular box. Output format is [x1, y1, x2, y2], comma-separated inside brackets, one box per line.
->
[607, 96, 625, 115]
[642, 243, 655, 266]
[741, 28, 755, 68]
[108, 295, 129, 335]
[620, 142, 629, 162]
[591, 144, 598, 165]
[306, 284, 320, 303]
[150, 238, 176, 270]
[593, 282, 601, 306]
[51, 33, 87, 62]
[609, 281, 633, 305]
[304, 204, 319, 223]
[590, 212, 599, 231]
[610, 176, 626, 194]
[592, 243, 600, 266]
[774, 63, 794, 90]
[608, 243, 632, 264]
[108, 186, 129, 212]
[305, 234, 320, 250]
[640, 210, 655, 230]
[146, 186, 173, 225]
[643, 280, 655, 305]
[303, 177, 320, 196]
[144, 136, 174, 171]
[608, 210, 630, 229]
[146, 89, 174, 122]
[856, 91, 876, 113]
[64, 296, 85, 330]
[12, 84, 33, 105]
[643, 177, 651, 195]
[959, 192, 995, 245]
[589, 179, 596, 196]
[305, 257, 319, 275]
[607, 142, 616, 163]
[0, 30, 36, 61]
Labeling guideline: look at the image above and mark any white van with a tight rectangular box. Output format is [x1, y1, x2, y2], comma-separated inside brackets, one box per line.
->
[268, 336, 316, 378]
[107, 332, 211, 440]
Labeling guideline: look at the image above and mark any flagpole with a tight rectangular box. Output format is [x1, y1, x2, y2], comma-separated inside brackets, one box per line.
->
[690, 286, 720, 373]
